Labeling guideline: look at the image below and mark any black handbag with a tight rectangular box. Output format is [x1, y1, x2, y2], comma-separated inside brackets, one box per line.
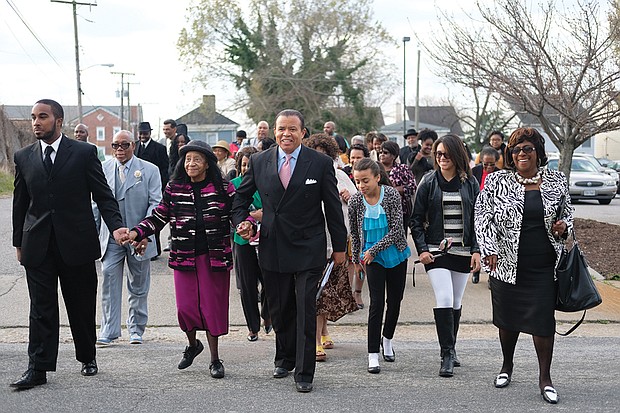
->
[555, 230, 602, 336]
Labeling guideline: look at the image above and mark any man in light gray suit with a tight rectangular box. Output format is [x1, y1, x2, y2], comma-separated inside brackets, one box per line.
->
[93, 130, 162, 345]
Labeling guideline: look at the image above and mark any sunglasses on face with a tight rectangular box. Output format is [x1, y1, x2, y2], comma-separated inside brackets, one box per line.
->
[111, 142, 131, 150]
[510, 145, 536, 155]
[435, 151, 450, 160]
[381, 150, 392, 155]
[483, 162, 496, 167]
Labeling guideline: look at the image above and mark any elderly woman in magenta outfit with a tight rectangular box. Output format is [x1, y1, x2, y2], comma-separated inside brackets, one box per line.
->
[474, 128, 572, 404]
[128, 140, 234, 379]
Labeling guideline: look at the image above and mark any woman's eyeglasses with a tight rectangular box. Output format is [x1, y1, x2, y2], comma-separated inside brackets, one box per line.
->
[435, 151, 450, 160]
[483, 162, 496, 167]
[111, 142, 131, 150]
[510, 145, 536, 155]
[381, 150, 392, 155]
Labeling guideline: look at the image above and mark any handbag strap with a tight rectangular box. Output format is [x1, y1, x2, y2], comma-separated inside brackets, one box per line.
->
[555, 310, 586, 336]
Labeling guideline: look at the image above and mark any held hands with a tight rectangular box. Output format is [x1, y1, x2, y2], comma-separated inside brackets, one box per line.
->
[339, 189, 351, 204]
[236, 220, 255, 241]
[132, 238, 149, 256]
[470, 252, 481, 273]
[552, 220, 567, 239]
[112, 227, 130, 245]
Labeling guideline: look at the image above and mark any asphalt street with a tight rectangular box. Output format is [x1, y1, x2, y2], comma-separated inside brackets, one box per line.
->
[1, 195, 619, 412]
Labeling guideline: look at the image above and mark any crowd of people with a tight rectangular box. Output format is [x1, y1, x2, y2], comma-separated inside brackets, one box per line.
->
[11, 100, 573, 405]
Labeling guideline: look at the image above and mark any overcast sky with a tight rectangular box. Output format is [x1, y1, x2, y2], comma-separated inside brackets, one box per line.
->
[0, 0, 476, 137]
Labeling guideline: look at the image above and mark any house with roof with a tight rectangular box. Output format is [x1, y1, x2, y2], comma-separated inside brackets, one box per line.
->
[176, 95, 239, 145]
[381, 105, 464, 147]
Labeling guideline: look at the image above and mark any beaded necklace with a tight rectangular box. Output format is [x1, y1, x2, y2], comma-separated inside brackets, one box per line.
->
[514, 169, 542, 185]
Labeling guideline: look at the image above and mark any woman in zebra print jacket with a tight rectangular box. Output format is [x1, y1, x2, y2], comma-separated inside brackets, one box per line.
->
[474, 128, 573, 404]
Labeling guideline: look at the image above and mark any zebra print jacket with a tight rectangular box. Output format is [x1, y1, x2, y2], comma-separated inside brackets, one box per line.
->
[474, 169, 573, 284]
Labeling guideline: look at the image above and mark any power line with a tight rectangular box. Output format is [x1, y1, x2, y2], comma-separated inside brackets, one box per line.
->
[4, 0, 62, 68]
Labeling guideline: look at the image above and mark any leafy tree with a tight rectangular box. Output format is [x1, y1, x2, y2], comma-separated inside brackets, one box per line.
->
[424, 0, 620, 179]
[178, 0, 396, 137]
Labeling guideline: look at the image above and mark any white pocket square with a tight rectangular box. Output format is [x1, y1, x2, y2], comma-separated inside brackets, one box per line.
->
[305, 178, 317, 185]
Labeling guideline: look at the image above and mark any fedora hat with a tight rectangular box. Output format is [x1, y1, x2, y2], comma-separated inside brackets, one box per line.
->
[212, 140, 231, 154]
[179, 140, 217, 163]
[404, 128, 418, 138]
[138, 121, 152, 132]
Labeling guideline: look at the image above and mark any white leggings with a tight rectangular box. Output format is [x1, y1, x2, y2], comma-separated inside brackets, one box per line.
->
[427, 268, 470, 309]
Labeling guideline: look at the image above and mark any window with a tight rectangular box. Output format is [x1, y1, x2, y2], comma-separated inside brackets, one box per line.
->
[96, 127, 105, 141]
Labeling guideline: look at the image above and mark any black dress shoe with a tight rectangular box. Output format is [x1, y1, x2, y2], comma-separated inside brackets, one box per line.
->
[81, 360, 98, 376]
[295, 381, 313, 393]
[273, 367, 289, 378]
[178, 339, 204, 370]
[209, 359, 225, 379]
[10, 369, 47, 389]
[367, 365, 381, 374]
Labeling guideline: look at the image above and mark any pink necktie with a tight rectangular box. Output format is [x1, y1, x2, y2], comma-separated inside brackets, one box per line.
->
[279, 154, 292, 189]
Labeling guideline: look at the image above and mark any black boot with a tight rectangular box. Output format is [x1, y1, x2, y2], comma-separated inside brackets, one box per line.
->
[434, 308, 455, 377]
[453, 307, 461, 367]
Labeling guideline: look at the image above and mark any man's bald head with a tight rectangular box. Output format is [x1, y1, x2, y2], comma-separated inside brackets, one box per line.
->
[74, 123, 89, 142]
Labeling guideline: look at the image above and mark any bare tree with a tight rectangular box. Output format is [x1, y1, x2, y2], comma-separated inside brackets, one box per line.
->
[423, 0, 620, 178]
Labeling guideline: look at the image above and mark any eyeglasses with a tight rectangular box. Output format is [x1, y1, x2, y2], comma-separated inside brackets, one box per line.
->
[435, 151, 450, 160]
[510, 145, 536, 155]
[381, 150, 392, 155]
[483, 162, 496, 167]
[111, 142, 131, 150]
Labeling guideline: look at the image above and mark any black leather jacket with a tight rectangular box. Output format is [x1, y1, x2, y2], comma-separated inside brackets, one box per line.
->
[410, 170, 480, 254]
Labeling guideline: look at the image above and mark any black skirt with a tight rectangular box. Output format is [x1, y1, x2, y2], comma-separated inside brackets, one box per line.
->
[491, 190, 557, 336]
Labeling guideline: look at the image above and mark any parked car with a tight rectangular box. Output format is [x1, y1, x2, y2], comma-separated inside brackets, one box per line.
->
[547, 158, 616, 205]
[573, 153, 619, 192]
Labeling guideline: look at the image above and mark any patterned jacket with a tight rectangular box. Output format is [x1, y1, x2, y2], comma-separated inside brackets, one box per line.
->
[474, 169, 573, 284]
[133, 180, 235, 272]
[348, 185, 409, 264]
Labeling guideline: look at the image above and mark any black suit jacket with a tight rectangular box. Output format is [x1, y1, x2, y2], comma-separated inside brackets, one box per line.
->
[136, 139, 169, 188]
[12, 136, 123, 267]
[232, 145, 347, 273]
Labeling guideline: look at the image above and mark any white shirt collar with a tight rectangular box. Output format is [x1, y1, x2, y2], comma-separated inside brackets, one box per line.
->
[40, 134, 62, 155]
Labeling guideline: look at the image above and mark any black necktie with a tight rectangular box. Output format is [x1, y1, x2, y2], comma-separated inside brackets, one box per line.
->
[44, 146, 53, 175]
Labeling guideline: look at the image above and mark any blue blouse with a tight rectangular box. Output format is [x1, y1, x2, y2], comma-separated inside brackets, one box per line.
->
[362, 186, 411, 268]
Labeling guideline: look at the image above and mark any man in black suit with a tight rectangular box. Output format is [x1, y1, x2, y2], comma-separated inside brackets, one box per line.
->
[11, 99, 128, 389]
[134, 121, 169, 257]
[233, 109, 347, 393]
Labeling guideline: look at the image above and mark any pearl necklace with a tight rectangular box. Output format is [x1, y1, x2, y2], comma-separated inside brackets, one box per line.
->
[515, 169, 542, 185]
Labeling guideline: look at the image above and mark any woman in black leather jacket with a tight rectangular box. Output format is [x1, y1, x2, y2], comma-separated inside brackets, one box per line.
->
[410, 134, 481, 378]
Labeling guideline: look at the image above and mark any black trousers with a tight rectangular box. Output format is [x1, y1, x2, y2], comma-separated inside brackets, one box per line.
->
[366, 260, 407, 353]
[261, 266, 322, 383]
[24, 234, 97, 371]
[233, 243, 270, 334]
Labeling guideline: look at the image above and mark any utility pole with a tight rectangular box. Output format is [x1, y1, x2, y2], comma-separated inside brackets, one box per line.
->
[402, 37, 410, 136]
[125, 82, 140, 134]
[51, 0, 98, 124]
[111, 72, 134, 129]
[415, 49, 421, 131]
